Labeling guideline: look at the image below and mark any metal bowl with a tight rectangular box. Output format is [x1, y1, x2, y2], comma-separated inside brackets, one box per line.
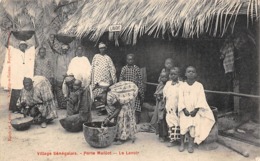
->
[60, 114, 83, 132]
[55, 34, 75, 44]
[83, 121, 117, 148]
[11, 117, 34, 131]
[12, 30, 35, 41]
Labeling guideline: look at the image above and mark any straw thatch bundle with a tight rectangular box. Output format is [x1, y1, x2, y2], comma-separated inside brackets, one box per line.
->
[60, 0, 259, 45]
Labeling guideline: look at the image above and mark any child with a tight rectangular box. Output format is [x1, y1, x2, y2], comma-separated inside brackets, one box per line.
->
[163, 67, 183, 147]
[152, 71, 169, 142]
[178, 66, 215, 153]
[158, 58, 173, 83]
[119, 54, 144, 124]
[34, 47, 54, 85]
[67, 80, 83, 116]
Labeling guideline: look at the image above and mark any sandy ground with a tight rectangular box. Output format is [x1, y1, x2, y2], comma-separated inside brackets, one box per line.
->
[0, 91, 260, 161]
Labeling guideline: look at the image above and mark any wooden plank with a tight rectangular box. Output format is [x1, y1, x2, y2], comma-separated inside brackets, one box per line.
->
[219, 130, 260, 147]
[217, 135, 250, 157]
[144, 82, 260, 98]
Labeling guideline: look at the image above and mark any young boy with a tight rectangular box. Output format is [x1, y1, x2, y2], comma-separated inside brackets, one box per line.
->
[152, 71, 169, 142]
[178, 66, 215, 153]
[119, 54, 144, 124]
[67, 80, 83, 116]
[163, 67, 183, 147]
[158, 58, 173, 83]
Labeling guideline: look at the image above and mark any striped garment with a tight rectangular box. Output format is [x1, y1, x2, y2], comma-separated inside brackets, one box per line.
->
[119, 65, 144, 112]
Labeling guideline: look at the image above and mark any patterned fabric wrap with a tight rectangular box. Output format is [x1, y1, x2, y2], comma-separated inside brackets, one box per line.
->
[168, 126, 180, 141]
[116, 100, 137, 140]
[34, 56, 53, 80]
[17, 76, 58, 119]
[106, 81, 138, 111]
[105, 81, 138, 141]
[119, 65, 144, 112]
[91, 54, 117, 98]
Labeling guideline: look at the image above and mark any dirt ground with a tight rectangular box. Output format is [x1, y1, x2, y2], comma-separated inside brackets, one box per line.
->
[0, 90, 260, 161]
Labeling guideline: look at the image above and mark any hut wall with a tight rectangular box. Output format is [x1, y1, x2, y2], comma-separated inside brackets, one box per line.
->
[134, 36, 227, 110]
[82, 27, 259, 115]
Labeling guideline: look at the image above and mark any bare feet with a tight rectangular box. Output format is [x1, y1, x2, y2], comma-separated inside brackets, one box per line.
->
[188, 140, 194, 153]
[167, 141, 178, 147]
[159, 137, 165, 142]
[113, 140, 123, 145]
[179, 143, 185, 152]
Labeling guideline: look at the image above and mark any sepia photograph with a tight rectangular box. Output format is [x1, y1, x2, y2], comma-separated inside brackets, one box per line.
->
[0, 0, 259, 161]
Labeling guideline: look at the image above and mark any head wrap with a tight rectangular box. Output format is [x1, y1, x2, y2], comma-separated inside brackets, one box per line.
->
[74, 79, 82, 86]
[19, 41, 27, 45]
[98, 42, 106, 49]
[64, 75, 75, 83]
[23, 77, 33, 84]
[61, 44, 69, 50]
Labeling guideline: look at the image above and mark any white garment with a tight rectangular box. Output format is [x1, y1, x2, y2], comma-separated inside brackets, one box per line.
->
[178, 81, 215, 144]
[1, 46, 35, 89]
[163, 81, 182, 127]
[67, 56, 91, 87]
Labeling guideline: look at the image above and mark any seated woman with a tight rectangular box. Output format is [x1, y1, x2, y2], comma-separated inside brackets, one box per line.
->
[100, 81, 138, 145]
[17, 76, 58, 128]
[62, 75, 92, 122]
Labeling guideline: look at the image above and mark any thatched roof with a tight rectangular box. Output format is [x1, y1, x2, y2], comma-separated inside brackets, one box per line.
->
[60, 0, 259, 45]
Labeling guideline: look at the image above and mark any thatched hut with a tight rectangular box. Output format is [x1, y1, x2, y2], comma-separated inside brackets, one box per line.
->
[59, 0, 259, 120]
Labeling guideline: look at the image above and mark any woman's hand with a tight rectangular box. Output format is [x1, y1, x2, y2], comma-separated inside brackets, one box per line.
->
[103, 117, 110, 126]
[21, 102, 27, 107]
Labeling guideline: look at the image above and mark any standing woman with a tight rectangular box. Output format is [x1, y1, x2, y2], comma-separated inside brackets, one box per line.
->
[101, 81, 138, 145]
[53, 44, 73, 109]
[91, 42, 117, 99]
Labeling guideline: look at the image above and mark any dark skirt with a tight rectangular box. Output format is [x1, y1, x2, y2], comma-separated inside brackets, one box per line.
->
[158, 115, 168, 138]
[53, 81, 66, 109]
[9, 89, 21, 112]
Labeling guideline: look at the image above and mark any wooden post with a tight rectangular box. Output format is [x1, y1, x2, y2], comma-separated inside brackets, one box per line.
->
[233, 79, 240, 113]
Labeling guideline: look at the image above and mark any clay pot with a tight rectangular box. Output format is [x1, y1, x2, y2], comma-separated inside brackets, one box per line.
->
[83, 122, 117, 148]
[11, 117, 34, 131]
[12, 30, 35, 41]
